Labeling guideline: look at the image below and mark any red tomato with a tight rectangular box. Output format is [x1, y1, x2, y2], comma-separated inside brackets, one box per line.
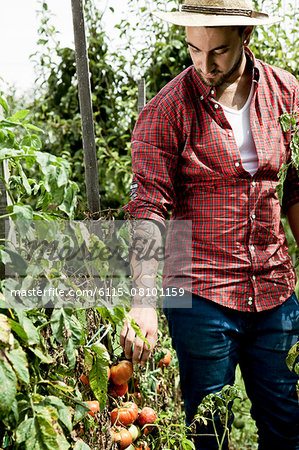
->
[144, 426, 154, 435]
[85, 400, 100, 417]
[80, 373, 89, 386]
[111, 426, 132, 449]
[110, 401, 138, 426]
[110, 360, 133, 385]
[135, 445, 150, 450]
[158, 348, 171, 368]
[107, 366, 111, 380]
[109, 382, 128, 397]
[137, 407, 157, 428]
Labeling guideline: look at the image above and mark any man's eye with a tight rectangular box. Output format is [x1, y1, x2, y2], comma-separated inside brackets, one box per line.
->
[214, 49, 228, 55]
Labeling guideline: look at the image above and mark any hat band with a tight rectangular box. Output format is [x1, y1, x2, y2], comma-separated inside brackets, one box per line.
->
[180, 4, 253, 17]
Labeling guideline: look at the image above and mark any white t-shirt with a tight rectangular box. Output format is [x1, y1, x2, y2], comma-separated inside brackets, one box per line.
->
[214, 85, 258, 176]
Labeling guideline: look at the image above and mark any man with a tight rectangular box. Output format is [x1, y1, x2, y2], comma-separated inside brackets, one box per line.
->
[120, 0, 299, 448]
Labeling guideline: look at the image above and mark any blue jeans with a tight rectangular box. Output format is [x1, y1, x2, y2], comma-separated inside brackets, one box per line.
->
[163, 292, 299, 449]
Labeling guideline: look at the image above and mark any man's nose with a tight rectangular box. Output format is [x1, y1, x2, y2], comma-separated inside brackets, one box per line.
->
[200, 54, 214, 74]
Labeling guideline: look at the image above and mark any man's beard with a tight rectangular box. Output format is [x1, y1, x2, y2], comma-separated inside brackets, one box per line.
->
[195, 47, 244, 88]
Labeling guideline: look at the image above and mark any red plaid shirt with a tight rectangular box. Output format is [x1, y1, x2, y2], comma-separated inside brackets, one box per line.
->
[124, 48, 299, 312]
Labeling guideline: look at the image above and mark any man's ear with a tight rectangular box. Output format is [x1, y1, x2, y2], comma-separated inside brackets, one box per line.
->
[243, 26, 254, 45]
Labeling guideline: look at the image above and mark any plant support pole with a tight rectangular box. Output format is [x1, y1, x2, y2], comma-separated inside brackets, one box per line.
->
[71, 0, 100, 218]
[138, 78, 146, 116]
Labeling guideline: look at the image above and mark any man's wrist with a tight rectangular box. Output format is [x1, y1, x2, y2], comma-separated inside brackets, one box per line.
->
[131, 295, 157, 308]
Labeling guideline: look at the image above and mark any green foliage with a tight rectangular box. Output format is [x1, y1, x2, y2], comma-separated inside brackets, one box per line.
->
[30, 0, 137, 214]
[194, 384, 242, 450]
[0, 0, 298, 448]
[0, 95, 78, 219]
[286, 341, 299, 375]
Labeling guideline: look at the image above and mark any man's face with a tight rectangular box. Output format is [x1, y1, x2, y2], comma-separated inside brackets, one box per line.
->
[186, 26, 251, 87]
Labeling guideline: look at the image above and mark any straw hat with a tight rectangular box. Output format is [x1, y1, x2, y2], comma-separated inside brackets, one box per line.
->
[153, 0, 282, 26]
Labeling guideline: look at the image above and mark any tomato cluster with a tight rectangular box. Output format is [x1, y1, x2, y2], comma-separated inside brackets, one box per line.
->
[107, 360, 157, 449]
[79, 355, 163, 449]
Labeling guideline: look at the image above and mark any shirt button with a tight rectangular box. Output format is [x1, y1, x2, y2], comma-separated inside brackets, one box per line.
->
[214, 104, 219, 109]
[250, 245, 255, 251]
[252, 275, 256, 281]
[228, 131, 233, 137]
[235, 162, 240, 167]
[200, 95, 204, 100]
[252, 181, 256, 187]
[248, 300, 253, 306]
[211, 89, 215, 95]
[251, 214, 256, 219]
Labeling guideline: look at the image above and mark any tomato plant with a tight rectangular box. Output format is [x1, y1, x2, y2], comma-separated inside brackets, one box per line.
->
[127, 423, 141, 442]
[85, 400, 100, 417]
[110, 401, 139, 426]
[111, 426, 133, 449]
[158, 348, 171, 368]
[137, 407, 157, 428]
[109, 381, 128, 397]
[80, 373, 90, 386]
[110, 360, 133, 385]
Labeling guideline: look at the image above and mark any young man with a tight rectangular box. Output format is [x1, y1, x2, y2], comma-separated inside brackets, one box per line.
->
[120, 1, 299, 448]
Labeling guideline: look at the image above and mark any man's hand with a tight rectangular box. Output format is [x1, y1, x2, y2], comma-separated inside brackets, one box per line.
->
[120, 306, 158, 366]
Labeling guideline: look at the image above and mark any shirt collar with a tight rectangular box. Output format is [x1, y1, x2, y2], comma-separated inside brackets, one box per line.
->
[192, 46, 260, 99]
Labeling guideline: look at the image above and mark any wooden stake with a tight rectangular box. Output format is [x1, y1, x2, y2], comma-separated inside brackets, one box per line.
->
[71, 0, 100, 218]
[138, 78, 146, 115]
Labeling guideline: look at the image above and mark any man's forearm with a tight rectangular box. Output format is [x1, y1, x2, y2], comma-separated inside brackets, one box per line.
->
[129, 220, 163, 307]
[287, 202, 299, 246]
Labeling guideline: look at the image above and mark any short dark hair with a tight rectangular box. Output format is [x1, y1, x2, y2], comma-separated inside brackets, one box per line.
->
[238, 26, 246, 36]
[205, 25, 247, 36]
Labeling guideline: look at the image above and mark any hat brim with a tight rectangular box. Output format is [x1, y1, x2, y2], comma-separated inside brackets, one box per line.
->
[152, 11, 282, 26]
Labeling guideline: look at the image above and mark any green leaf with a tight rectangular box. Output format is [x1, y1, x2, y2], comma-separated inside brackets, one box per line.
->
[89, 345, 110, 411]
[24, 123, 44, 133]
[0, 358, 17, 419]
[8, 318, 29, 342]
[15, 161, 32, 196]
[8, 205, 33, 227]
[84, 347, 94, 372]
[16, 417, 35, 444]
[31, 134, 42, 150]
[73, 403, 90, 425]
[286, 342, 299, 373]
[21, 316, 40, 346]
[6, 345, 29, 384]
[90, 342, 110, 362]
[0, 119, 22, 128]
[42, 380, 74, 393]
[0, 97, 9, 116]
[9, 110, 29, 122]
[20, 134, 32, 147]
[29, 345, 53, 364]
[0, 313, 11, 346]
[17, 406, 68, 449]
[50, 309, 83, 369]
[73, 440, 92, 450]
[58, 181, 78, 218]
[34, 395, 72, 433]
[4, 247, 28, 274]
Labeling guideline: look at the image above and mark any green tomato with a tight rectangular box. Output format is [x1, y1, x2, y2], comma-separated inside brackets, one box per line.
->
[128, 424, 141, 442]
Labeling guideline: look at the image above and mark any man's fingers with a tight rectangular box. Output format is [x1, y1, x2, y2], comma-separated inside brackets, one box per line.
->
[140, 332, 157, 366]
[132, 336, 146, 365]
[119, 322, 128, 349]
[123, 326, 136, 360]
